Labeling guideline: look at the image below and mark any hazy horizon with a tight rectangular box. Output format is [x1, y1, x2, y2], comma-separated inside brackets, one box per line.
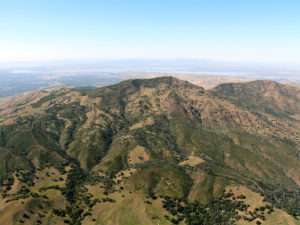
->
[0, 58, 299, 79]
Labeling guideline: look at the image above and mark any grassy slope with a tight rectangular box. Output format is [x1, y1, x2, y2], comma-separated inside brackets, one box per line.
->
[230, 186, 300, 225]
[0, 167, 68, 225]
[2, 166, 297, 225]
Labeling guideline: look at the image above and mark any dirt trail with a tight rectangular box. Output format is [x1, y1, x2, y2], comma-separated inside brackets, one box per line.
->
[192, 146, 196, 155]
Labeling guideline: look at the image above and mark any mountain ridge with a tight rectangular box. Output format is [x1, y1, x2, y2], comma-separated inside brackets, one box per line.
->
[0, 77, 300, 224]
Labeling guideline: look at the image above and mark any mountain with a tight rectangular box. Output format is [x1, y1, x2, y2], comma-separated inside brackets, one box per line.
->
[0, 77, 299, 225]
[212, 80, 300, 120]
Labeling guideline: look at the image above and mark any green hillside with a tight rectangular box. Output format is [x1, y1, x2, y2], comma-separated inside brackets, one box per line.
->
[0, 77, 299, 225]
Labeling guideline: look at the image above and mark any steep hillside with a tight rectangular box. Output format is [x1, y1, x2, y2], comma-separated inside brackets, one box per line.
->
[0, 77, 299, 225]
[212, 80, 300, 120]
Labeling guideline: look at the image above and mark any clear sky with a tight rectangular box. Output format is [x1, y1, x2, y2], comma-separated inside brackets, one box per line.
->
[1, 0, 300, 63]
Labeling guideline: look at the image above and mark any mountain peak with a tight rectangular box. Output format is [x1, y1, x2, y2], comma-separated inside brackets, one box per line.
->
[212, 79, 300, 118]
[243, 79, 285, 90]
[127, 76, 204, 89]
[214, 79, 299, 92]
[85, 76, 205, 98]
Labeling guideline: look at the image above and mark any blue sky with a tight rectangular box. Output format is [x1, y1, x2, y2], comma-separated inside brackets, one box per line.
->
[0, 0, 300, 63]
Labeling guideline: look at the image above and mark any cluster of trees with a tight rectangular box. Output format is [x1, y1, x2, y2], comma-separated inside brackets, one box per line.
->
[59, 165, 111, 224]
[0, 175, 14, 191]
[161, 191, 271, 225]
[101, 197, 116, 203]
[62, 165, 86, 203]
[17, 169, 35, 186]
[262, 188, 300, 217]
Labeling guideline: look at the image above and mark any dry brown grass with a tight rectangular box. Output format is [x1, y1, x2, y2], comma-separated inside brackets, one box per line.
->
[128, 146, 150, 165]
[179, 155, 204, 166]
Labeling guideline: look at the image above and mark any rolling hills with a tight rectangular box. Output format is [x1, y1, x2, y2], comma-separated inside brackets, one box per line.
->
[0, 77, 299, 225]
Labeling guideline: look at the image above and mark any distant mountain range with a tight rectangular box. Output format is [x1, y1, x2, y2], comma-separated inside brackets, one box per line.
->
[0, 77, 299, 225]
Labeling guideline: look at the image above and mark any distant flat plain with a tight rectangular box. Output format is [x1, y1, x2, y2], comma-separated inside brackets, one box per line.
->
[0, 70, 299, 99]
